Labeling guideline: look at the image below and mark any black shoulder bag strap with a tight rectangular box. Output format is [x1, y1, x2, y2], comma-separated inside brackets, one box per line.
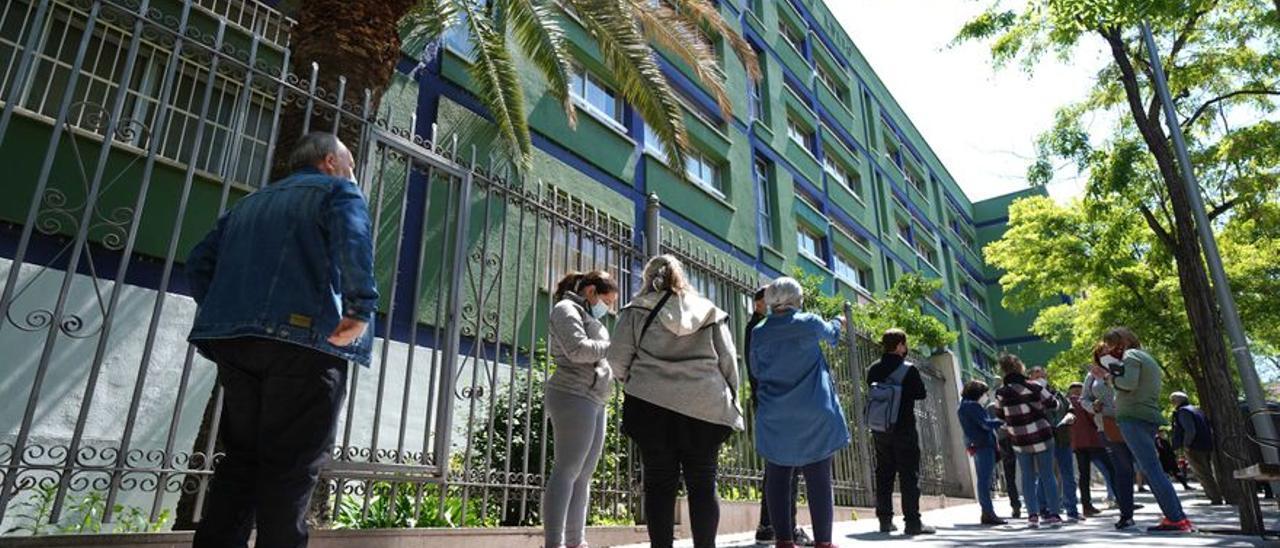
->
[639, 290, 674, 341]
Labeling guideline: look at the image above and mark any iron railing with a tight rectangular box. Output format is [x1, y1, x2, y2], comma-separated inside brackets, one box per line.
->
[0, 0, 965, 535]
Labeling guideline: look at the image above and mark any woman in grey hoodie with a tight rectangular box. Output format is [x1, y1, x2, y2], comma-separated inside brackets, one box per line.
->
[543, 271, 618, 548]
[607, 255, 743, 548]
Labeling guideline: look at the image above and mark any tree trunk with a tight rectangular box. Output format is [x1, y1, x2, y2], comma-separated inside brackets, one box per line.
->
[1103, 27, 1265, 533]
[173, 0, 417, 530]
[271, 0, 418, 179]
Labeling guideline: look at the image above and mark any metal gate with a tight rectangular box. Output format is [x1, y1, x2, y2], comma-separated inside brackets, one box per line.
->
[0, 0, 966, 535]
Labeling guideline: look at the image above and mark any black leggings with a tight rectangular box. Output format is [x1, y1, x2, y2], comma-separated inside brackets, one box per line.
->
[765, 458, 834, 543]
[624, 396, 731, 548]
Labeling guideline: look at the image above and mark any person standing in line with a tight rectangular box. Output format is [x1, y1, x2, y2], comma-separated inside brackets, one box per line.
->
[186, 133, 377, 548]
[866, 329, 935, 536]
[994, 354, 1063, 529]
[542, 271, 619, 548]
[607, 255, 744, 548]
[1082, 344, 1141, 528]
[1170, 392, 1225, 505]
[746, 287, 811, 546]
[990, 401, 1022, 519]
[1156, 429, 1192, 490]
[1068, 381, 1114, 517]
[958, 381, 1008, 526]
[750, 277, 849, 548]
[1096, 327, 1193, 532]
[1028, 367, 1081, 521]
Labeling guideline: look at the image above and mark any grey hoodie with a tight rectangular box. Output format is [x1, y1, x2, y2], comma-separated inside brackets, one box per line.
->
[545, 292, 612, 405]
[607, 290, 744, 431]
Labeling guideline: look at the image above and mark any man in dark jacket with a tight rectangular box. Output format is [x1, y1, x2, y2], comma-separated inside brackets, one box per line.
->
[747, 288, 810, 545]
[1171, 392, 1224, 505]
[866, 328, 934, 535]
[186, 132, 377, 548]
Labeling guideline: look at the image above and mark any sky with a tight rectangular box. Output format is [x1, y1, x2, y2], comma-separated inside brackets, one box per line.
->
[827, 1, 1109, 202]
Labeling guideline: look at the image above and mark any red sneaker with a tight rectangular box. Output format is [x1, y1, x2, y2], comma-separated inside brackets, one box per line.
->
[1147, 518, 1194, 532]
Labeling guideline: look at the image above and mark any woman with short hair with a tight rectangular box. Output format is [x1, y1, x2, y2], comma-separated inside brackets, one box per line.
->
[958, 380, 1006, 526]
[749, 277, 847, 548]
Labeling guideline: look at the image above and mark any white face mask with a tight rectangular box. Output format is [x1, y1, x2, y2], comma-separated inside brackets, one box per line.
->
[591, 301, 609, 319]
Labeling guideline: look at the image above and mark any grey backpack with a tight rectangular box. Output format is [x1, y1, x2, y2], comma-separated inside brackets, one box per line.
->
[865, 363, 909, 433]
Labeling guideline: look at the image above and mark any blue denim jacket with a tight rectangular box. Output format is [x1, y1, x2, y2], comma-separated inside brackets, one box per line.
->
[186, 167, 379, 365]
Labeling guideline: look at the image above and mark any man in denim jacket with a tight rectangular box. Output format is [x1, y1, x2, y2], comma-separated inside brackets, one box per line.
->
[186, 132, 377, 548]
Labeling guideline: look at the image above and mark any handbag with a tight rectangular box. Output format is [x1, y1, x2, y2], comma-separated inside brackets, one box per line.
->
[1103, 416, 1124, 443]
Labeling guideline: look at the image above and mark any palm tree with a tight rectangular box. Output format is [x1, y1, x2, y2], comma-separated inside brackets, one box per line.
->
[279, 0, 760, 176]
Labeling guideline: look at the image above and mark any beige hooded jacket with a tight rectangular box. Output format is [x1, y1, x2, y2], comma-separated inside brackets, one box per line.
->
[606, 290, 743, 431]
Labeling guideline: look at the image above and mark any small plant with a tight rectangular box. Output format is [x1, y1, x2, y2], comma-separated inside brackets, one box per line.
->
[3, 486, 172, 535]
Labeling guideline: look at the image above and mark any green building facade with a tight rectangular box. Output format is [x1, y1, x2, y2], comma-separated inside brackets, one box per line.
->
[420, 0, 1064, 380]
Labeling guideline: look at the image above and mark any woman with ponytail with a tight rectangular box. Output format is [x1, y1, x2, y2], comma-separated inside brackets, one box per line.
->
[607, 255, 744, 548]
[542, 270, 618, 548]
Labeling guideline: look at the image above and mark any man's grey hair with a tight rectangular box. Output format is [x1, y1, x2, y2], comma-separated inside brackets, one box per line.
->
[765, 276, 804, 312]
[289, 132, 343, 172]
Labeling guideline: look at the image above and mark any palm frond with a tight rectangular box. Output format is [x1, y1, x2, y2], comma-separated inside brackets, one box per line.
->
[402, 0, 459, 55]
[455, 0, 532, 168]
[505, 0, 579, 128]
[630, 3, 732, 116]
[664, 0, 761, 82]
[565, 0, 691, 177]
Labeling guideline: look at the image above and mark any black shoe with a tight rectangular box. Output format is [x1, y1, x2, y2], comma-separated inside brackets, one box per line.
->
[878, 518, 897, 533]
[981, 513, 1008, 526]
[1132, 503, 1145, 510]
[755, 525, 775, 543]
[792, 528, 814, 546]
[1115, 517, 1136, 530]
[904, 522, 936, 536]
[1083, 505, 1102, 517]
[1011, 508, 1021, 519]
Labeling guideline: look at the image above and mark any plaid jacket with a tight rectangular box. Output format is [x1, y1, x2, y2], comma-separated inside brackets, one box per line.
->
[995, 373, 1057, 454]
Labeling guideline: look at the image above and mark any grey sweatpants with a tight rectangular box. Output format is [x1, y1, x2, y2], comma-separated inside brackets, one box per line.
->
[543, 387, 607, 548]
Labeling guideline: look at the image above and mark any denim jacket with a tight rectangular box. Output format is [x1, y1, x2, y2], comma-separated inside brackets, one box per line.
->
[186, 167, 379, 365]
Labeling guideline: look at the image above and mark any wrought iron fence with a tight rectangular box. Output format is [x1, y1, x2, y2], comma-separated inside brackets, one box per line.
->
[0, 0, 965, 535]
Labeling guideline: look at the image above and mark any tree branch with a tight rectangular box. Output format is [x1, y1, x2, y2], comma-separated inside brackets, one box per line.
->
[1208, 196, 1239, 221]
[1182, 88, 1280, 129]
[1102, 27, 1152, 131]
[1138, 202, 1176, 249]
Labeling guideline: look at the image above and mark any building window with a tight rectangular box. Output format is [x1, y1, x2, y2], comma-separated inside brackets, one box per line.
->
[570, 65, 623, 127]
[833, 252, 870, 291]
[779, 18, 806, 54]
[796, 226, 825, 264]
[754, 155, 777, 248]
[823, 153, 862, 197]
[896, 219, 912, 245]
[643, 122, 665, 159]
[685, 150, 723, 196]
[915, 237, 937, 268]
[815, 60, 849, 104]
[787, 116, 814, 154]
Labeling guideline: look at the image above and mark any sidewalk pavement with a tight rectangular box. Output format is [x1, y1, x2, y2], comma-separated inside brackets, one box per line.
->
[612, 482, 1280, 547]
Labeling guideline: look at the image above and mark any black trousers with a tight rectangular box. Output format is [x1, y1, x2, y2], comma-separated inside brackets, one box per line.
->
[1073, 447, 1114, 508]
[1001, 449, 1021, 511]
[192, 337, 348, 548]
[872, 429, 921, 523]
[624, 396, 731, 548]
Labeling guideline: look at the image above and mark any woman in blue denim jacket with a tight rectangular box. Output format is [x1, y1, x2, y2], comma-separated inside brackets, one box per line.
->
[749, 277, 847, 548]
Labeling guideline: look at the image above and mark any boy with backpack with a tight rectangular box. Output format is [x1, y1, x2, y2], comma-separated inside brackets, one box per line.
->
[865, 328, 935, 536]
